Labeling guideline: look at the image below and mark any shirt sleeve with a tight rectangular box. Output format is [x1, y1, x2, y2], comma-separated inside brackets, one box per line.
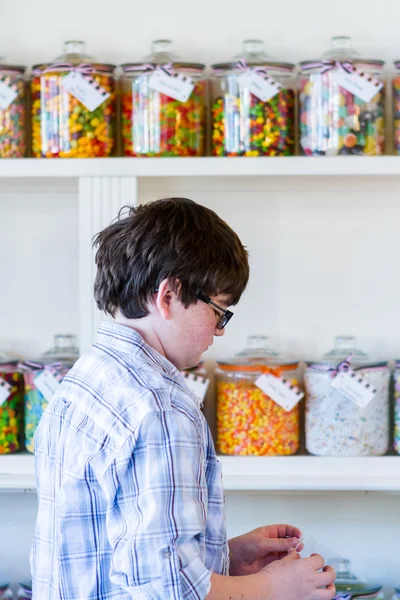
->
[104, 408, 212, 600]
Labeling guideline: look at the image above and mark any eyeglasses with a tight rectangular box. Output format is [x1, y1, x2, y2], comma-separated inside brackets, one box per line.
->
[197, 291, 234, 330]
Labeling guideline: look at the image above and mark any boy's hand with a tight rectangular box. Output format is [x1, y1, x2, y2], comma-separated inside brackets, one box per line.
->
[228, 524, 303, 576]
[261, 550, 336, 600]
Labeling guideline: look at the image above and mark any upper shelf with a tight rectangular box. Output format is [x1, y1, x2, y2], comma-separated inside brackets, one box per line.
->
[1, 157, 400, 178]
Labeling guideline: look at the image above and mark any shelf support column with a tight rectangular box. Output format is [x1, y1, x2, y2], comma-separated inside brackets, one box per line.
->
[78, 176, 138, 354]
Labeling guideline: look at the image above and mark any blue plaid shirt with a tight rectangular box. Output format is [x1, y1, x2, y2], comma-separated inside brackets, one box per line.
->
[31, 322, 229, 600]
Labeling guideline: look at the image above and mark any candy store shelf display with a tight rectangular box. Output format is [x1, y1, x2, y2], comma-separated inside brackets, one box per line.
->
[3, 453, 400, 492]
[1, 156, 400, 178]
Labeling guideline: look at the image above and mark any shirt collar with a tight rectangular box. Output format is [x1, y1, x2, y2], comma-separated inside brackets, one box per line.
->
[96, 321, 180, 379]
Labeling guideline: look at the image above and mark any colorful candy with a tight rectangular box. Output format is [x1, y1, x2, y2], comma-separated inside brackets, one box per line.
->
[299, 72, 385, 156]
[393, 367, 400, 454]
[31, 68, 116, 158]
[0, 67, 26, 157]
[216, 368, 300, 456]
[393, 68, 400, 154]
[211, 88, 295, 156]
[0, 365, 23, 454]
[120, 78, 206, 157]
[305, 367, 390, 456]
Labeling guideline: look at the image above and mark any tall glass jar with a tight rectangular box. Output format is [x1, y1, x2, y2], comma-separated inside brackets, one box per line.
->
[31, 40, 116, 158]
[393, 61, 400, 154]
[17, 580, 32, 599]
[299, 36, 385, 156]
[120, 40, 206, 157]
[211, 40, 295, 156]
[0, 59, 26, 157]
[0, 583, 13, 599]
[0, 360, 23, 454]
[216, 335, 301, 456]
[393, 361, 400, 454]
[330, 558, 383, 600]
[20, 334, 79, 453]
[305, 336, 390, 456]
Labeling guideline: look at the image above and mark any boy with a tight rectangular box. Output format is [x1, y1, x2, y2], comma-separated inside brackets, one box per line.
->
[32, 197, 335, 600]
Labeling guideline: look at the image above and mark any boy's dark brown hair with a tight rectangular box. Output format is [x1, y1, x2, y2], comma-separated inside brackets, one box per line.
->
[93, 197, 249, 319]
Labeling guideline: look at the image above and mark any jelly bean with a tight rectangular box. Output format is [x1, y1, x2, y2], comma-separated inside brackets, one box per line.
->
[212, 89, 295, 157]
[299, 73, 385, 156]
[216, 377, 300, 456]
[0, 71, 26, 158]
[121, 79, 206, 157]
[31, 69, 116, 158]
[0, 367, 23, 454]
[305, 368, 390, 456]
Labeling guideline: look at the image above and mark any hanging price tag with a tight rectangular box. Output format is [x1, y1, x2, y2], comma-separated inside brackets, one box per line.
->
[63, 71, 110, 112]
[255, 374, 304, 412]
[239, 71, 281, 102]
[34, 371, 61, 402]
[0, 377, 12, 406]
[0, 80, 18, 110]
[182, 372, 209, 406]
[332, 68, 383, 103]
[331, 370, 376, 409]
[148, 69, 194, 103]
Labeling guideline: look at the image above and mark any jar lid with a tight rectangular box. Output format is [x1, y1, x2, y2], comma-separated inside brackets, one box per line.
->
[121, 39, 205, 73]
[331, 558, 382, 598]
[33, 40, 115, 73]
[40, 333, 79, 365]
[211, 39, 295, 72]
[18, 579, 32, 591]
[300, 35, 384, 71]
[217, 335, 298, 371]
[0, 56, 25, 73]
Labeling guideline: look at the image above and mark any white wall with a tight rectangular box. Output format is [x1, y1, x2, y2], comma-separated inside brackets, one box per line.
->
[1, 0, 400, 594]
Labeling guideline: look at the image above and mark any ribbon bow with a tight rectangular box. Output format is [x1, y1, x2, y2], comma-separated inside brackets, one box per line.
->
[122, 62, 174, 76]
[309, 355, 353, 378]
[301, 60, 355, 75]
[18, 360, 66, 373]
[33, 62, 98, 77]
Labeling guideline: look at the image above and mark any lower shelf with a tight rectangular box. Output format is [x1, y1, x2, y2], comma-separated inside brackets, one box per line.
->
[2, 454, 400, 492]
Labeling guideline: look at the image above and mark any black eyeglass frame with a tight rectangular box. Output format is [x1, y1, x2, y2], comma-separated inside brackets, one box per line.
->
[196, 291, 234, 330]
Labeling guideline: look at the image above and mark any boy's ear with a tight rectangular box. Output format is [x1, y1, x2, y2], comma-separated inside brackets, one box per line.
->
[154, 278, 182, 320]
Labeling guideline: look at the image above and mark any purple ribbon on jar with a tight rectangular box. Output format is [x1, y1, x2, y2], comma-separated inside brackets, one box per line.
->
[32, 62, 100, 77]
[122, 62, 175, 76]
[300, 60, 355, 75]
[309, 355, 353, 378]
[18, 360, 65, 373]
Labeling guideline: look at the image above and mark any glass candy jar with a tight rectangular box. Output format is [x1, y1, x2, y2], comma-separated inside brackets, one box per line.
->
[0, 583, 13, 599]
[20, 334, 79, 453]
[0, 360, 23, 454]
[393, 361, 400, 454]
[216, 335, 301, 456]
[31, 40, 116, 158]
[393, 61, 400, 154]
[305, 336, 390, 456]
[211, 40, 295, 156]
[17, 581, 32, 599]
[120, 39, 206, 157]
[298, 36, 385, 156]
[0, 58, 26, 157]
[331, 558, 383, 599]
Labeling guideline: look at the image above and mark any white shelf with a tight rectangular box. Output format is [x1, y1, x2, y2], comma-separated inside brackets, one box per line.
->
[218, 456, 400, 492]
[0, 156, 400, 178]
[3, 454, 400, 491]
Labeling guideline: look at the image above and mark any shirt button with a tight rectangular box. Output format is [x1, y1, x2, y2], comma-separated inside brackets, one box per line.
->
[163, 549, 172, 559]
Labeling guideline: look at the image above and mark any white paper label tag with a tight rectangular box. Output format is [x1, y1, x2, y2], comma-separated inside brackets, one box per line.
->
[182, 372, 209, 405]
[34, 371, 61, 403]
[63, 71, 110, 112]
[148, 69, 195, 103]
[255, 374, 304, 412]
[332, 68, 383, 103]
[239, 71, 281, 102]
[0, 377, 12, 406]
[331, 370, 376, 409]
[0, 80, 18, 110]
